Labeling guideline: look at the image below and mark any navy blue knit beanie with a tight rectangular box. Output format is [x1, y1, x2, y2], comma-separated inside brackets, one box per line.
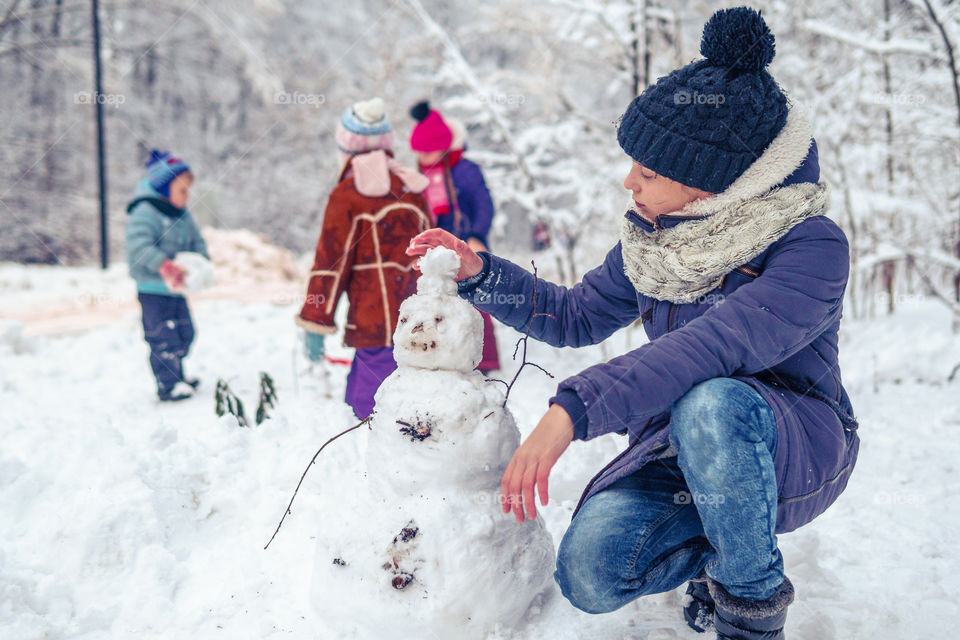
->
[617, 7, 788, 194]
[145, 149, 191, 198]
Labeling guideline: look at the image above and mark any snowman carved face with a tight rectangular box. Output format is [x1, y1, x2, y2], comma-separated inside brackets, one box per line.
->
[394, 294, 483, 371]
[393, 247, 484, 372]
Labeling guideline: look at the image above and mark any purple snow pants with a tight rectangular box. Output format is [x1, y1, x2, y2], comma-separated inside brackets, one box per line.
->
[345, 346, 398, 419]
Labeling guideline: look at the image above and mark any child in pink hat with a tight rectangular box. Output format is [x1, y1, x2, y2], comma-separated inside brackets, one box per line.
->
[409, 101, 500, 372]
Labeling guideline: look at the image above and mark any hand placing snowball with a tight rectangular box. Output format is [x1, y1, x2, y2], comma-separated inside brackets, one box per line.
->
[500, 403, 574, 523]
[406, 229, 484, 281]
[158, 259, 186, 292]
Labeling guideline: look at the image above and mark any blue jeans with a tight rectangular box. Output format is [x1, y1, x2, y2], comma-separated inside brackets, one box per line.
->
[555, 377, 782, 613]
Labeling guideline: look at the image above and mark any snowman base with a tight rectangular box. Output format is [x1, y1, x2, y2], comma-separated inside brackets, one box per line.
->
[313, 485, 555, 639]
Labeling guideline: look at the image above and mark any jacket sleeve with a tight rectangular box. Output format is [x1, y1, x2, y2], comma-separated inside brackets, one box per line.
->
[458, 243, 641, 348]
[189, 215, 209, 259]
[558, 217, 850, 441]
[125, 206, 168, 275]
[458, 162, 495, 245]
[296, 190, 355, 335]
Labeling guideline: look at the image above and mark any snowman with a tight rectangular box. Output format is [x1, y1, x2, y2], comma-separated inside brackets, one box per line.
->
[311, 247, 555, 639]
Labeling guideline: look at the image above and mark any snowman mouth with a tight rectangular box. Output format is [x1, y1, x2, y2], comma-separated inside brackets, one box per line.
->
[408, 339, 438, 351]
[384, 519, 420, 590]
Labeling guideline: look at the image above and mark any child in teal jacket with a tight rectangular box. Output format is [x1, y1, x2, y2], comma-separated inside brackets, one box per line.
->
[126, 150, 208, 401]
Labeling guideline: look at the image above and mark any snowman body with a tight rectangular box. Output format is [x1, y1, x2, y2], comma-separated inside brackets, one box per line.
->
[312, 248, 555, 639]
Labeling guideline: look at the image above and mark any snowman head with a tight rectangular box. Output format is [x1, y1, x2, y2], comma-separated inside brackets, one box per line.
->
[393, 247, 484, 372]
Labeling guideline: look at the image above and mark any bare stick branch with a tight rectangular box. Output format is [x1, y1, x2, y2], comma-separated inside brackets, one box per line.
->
[264, 415, 372, 550]
[948, 361, 960, 383]
[501, 260, 555, 407]
[485, 377, 508, 390]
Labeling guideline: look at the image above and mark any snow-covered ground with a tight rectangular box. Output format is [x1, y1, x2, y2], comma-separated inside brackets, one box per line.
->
[2, 261, 959, 639]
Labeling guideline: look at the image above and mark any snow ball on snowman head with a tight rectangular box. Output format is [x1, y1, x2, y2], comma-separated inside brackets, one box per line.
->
[393, 247, 484, 372]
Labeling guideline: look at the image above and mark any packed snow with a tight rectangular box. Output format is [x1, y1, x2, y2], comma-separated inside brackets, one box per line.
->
[1, 260, 959, 639]
[172, 253, 216, 293]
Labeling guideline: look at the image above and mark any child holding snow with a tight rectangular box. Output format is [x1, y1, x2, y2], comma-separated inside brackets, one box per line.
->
[296, 98, 431, 419]
[126, 150, 208, 402]
[408, 101, 500, 372]
[407, 8, 859, 639]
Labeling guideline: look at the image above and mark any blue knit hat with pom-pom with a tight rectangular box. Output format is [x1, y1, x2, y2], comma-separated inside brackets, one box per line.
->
[617, 7, 788, 193]
[145, 149, 191, 198]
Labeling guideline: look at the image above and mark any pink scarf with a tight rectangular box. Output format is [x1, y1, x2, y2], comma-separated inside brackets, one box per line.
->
[417, 150, 464, 224]
[348, 150, 429, 198]
[420, 164, 450, 220]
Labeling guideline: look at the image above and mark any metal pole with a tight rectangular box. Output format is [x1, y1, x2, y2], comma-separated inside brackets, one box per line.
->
[91, 0, 109, 269]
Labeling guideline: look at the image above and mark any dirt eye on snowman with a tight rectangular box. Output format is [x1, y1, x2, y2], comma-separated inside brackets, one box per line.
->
[391, 572, 415, 590]
[399, 316, 408, 325]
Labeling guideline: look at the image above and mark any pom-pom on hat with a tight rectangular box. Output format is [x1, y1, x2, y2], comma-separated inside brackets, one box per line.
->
[335, 97, 395, 155]
[409, 100, 453, 153]
[145, 150, 191, 198]
[616, 6, 789, 194]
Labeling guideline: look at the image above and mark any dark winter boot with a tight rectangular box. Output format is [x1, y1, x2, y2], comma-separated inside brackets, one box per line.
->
[158, 381, 194, 402]
[177, 362, 200, 389]
[683, 571, 715, 633]
[709, 576, 794, 640]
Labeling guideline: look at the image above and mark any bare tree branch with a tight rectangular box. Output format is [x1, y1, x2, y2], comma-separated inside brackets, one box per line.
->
[400, 0, 538, 191]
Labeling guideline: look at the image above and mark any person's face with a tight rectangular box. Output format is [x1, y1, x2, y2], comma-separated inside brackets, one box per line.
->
[168, 173, 192, 209]
[623, 161, 712, 221]
[416, 150, 445, 166]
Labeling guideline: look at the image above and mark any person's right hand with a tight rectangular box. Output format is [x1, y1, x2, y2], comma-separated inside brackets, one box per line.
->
[406, 229, 484, 281]
[159, 259, 186, 292]
[500, 404, 575, 523]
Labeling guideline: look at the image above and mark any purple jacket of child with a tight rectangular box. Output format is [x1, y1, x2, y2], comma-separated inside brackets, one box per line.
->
[438, 157, 494, 247]
[458, 141, 859, 535]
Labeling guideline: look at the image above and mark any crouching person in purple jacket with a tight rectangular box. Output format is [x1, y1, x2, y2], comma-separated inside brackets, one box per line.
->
[406, 8, 859, 639]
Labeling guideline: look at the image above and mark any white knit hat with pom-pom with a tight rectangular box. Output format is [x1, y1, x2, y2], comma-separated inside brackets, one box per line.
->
[335, 96, 395, 156]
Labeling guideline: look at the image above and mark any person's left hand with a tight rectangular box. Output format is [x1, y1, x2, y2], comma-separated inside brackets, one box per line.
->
[501, 404, 574, 523]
